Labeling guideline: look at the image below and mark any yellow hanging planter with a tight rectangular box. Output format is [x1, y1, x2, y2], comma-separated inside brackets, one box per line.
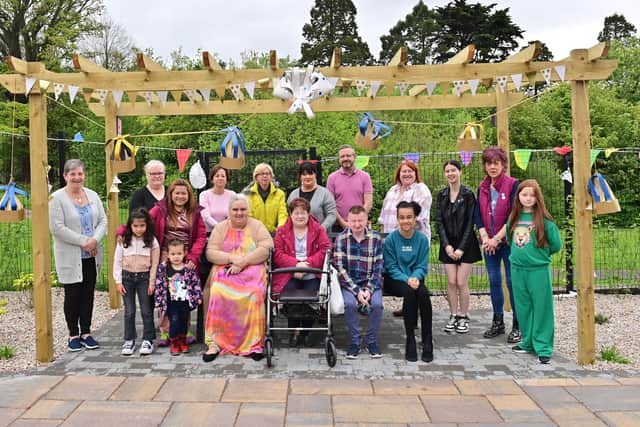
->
[456, 123, 483, 152]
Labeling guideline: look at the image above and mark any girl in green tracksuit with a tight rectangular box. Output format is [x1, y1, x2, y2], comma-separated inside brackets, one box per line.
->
[507, 179, 562, 364]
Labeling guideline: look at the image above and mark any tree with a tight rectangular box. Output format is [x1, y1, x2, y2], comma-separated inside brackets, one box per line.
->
[431, 0, 523, 63]
[598, 13, 637, 42]
[608, 36, 640, 103]
[0, 0, 103, 68]
[525, 40, 553, 61]
[239, 50, 297, 69]
[78, 15, 135, 71]
[300, 0, 373, 66]
[378, 1, 438, 64]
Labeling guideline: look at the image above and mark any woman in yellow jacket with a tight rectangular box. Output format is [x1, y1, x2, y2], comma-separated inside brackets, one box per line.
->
[244, 163, 288, 234]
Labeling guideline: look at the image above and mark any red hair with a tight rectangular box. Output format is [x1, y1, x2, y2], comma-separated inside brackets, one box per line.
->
[393, 160, 422, 185]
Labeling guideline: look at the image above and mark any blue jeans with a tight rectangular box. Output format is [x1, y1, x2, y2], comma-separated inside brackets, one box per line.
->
[122, 271, 155, 341]
[166, 300, 190, 338]
[341, 288, 383, 346]
[484, 244, 517, 320]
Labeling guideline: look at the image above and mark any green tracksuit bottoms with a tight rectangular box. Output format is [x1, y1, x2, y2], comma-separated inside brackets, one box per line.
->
[511, 265, 554, 357]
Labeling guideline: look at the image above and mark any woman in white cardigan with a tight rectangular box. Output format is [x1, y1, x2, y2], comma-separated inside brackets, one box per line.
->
[49, 159, 107, 352]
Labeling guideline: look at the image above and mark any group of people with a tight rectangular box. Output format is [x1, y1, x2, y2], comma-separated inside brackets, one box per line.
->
[48, 143, 561, 365]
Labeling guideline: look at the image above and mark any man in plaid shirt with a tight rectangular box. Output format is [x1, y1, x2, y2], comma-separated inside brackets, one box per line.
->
[332, 205, 384, 359]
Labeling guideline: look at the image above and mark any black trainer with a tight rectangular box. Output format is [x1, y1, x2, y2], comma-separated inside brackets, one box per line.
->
[483, 314, 505, 338]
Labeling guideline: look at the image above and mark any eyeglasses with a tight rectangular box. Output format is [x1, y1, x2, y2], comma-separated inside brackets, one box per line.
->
[148, 172, 165, 176]
[256, 172, 271, 177]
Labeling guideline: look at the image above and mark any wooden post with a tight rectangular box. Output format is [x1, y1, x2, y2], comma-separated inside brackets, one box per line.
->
[104, 99, 120, 309]
[29, 90, 54, 362]
[570, 49, 595, 365]
[495, 88, 512, 312]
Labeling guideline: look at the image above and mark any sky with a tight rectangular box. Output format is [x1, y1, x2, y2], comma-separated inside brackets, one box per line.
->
[103, 0, 640, 65]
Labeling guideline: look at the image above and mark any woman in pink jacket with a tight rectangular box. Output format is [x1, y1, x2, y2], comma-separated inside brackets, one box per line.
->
[272, 198, 331, 347]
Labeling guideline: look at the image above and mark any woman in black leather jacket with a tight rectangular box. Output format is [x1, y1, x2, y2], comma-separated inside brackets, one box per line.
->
[435, 160, 482, 335]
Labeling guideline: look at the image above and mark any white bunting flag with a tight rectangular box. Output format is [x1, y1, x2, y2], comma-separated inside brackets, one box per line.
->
[242, 82, 254, 99]
[453, 80, 465, 96]
[157, 91, 168, 107]
[327, 77, 339, 90]
[554, 65, 566, 82]
[141, 91, 153, 106]
[198, 88, 211, 103]
[468, 79, 480, 95]
[426, 81, 437, 96]
[396, 82, 409, 95]
[53, 83, 65, 100]
[355, 79, 367, 96]
[541, 68, 552, 85]
[185, 89, 197, 104]
[229, 84, 243, 101]
[560, 169, 573, 184]
[112, 90, 124, 108]
[39, 80, 50, 92]
[496, 76, 508, 93]
[511, 74, 523, 90]
[94, 89, 108, 105]
[68, 85, 79, 103]
[25, 77, 37, 95]
[369, 80, 381, 97]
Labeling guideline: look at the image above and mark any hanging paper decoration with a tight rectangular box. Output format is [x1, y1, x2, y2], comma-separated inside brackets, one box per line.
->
[513, 149, 532, 170]
[327, 77, 340, 90]
[219, 126, 246, 170]
[554, 146, 572, 156]
[456, 123, 483, 152]
[112, 90, 124, 108]
[511, 74, 523, 91]
[587, 173, 621, 215]
[0, 181, 29, 222]
[560, 169, 573, 184]
[355, 79, 367, 96]
[39, 80, 50, 92]
[184, 89, 198, 104]
[554, 65, 566, 82]
[404, 153, 420, 163]
[496, 76, 508, 93]
[590, 149, 601, 167]
[272, 65, 334, 119]
[106, 134, 138, 174]
[468, 79, 480, 96]
[541, 68, 552, 85]
[605, 148, 619, 158]
[189, 159, 207, 189]
[242, 82, 255, 100]
[460, 151, 473, 166]
[73, 132, 84, 142]
[355, 112, 392, 150]
[25, 77, 37, 95]
[228, 84, 242, 101]
[141, 91, 153, 106]
[109, 176, 122, 193]
[453, 80, 465, 96]
[176, 149, 192, 173]
[68, 85, 79, 104]
[199, 88, 211, 104]
[396, 82, 409, 96]
[354, 155, 369, 169]
[368, 80, 381, 97]
[157, 91, 168, 107]
[95, 89, 108, 105]
[426, 82, 437, 96]
[53, 83, 65, 101]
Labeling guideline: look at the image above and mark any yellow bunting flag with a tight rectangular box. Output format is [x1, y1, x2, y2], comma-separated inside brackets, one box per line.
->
[354, 156, 369, 169]
[605, 148, 619, 158]
[513, 149, 532, 170]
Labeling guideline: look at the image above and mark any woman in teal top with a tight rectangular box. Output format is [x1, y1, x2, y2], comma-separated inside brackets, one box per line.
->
[507, 180, 562, 364]
[383, 201, 432, 363]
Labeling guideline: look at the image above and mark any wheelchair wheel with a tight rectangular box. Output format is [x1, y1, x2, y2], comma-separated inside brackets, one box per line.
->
[325, 337, 337, 367]
[265, 338, 274, 368]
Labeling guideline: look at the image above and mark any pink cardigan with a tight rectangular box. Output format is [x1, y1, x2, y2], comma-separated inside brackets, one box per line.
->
[272, 215, 331, 295]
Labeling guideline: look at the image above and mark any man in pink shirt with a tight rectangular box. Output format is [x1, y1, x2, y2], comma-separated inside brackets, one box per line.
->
[326, 145, 374, 232]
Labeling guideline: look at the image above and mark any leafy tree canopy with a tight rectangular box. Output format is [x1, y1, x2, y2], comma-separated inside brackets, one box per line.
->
[379, 0, 437, 64]
[598, 13, 637, 42]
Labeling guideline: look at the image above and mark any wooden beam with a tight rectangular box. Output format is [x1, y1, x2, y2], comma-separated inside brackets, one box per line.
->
[7, 56, 29, 74]
[29, 91, 54, 362]
[137, 52, 165, 72]
[104, 100, 121, 310]
[90, 92, 523, 116]
[73, 54, 109, 73]
[587, 41, 610, 61]
[330, 47, 342, 68]
[202, 51, 222, 71]
[446, 45, 475, 65]
[504, 42, 540, 63]
[269, 50, 278, 70]
[570, 49, 596, 366]
[389, 47, 408, 67]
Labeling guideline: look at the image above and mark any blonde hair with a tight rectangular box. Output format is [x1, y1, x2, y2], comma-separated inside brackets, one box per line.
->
[253, 163, 274, 179]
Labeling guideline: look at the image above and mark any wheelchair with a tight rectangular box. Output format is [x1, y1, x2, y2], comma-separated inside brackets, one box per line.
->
[264, 248, 337, 367]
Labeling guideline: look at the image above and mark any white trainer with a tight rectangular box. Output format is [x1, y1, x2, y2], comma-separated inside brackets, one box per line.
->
[121, 340, 135, 356]
[139, 340, 154, 355]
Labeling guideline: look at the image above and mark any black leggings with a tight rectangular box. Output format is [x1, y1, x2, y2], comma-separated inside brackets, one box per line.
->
[383, 276, 433, 352]
[63, 258, 97, 337]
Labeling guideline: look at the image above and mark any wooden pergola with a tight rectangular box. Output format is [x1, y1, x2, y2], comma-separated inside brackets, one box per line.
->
[1, 42, 616, 364]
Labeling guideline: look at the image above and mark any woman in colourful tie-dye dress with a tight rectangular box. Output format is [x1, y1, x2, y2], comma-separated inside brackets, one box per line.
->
[202, 194, 273, 362]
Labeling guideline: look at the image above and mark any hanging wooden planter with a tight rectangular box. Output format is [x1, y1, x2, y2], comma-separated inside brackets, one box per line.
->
[219, 126, 246, 170]
[456, 123, 483, 152]
[0, 181, 29, 223]
[586, 173, 621, 215]
[106, 134, 137, 174]
[354, 113, 391, 151]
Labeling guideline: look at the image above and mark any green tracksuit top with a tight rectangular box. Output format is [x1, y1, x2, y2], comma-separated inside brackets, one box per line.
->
[508, 212, 562, 267]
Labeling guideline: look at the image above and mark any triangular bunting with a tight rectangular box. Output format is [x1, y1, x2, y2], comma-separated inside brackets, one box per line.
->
[453, 80, 465, 96]
[242, 82, 254, 99]
[171, 90, 182, 104]
[605, 148, 619, 158]
[214, 85, 226, 99]
[112, 90, 124, 108]
[355, 79, 367, 96]
[25, 77, 37, 95]
[327, 77, 339, 90]
[198, 88, 211, 103]
[511, 74, 523, 90]
[590, 149, 601, 167]
[496, 76, 508, 93]
[157, 91, 168, 107]
[68, 85, 79, 103]
[560, 169, 573, 184]
[541, 68, 552, 85]
[39, 80, 50, 92]
[73, 132, 84, 142]
[95, 89, 109, 105]
[184, 89, 197, 104]
[554, 65, 566, 82]
[513, 149, 532, 170]
[426, 81, 437, 96]
[82, 88, 93, 103]
[53, 83, 65, 101]
[396, 82, 409, 96]
[368, 80, 381, 97]
[229, 84, 243, 101]
[354, 155, 369, 169]
[554, 146, 572, 156]
[468, 79, 480, 95]
[404, 153, 420, 163]
[141, 91, 154, 106]
[176, 149, 192, 173]
[460, 151, 473, 166]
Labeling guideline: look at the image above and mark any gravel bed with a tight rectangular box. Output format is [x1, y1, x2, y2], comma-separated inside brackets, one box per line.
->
[1, 290, 638, 374]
